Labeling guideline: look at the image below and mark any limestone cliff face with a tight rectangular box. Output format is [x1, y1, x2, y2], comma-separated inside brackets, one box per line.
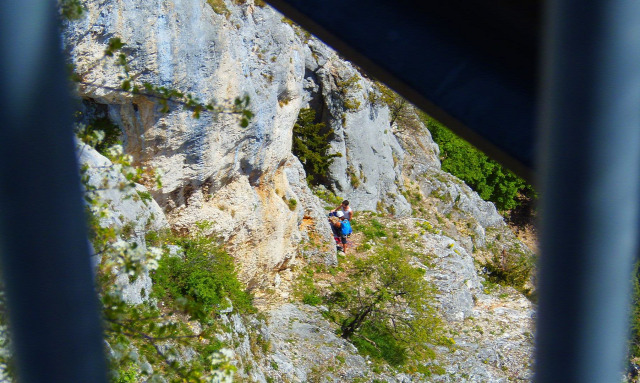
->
[64, 0, 335, 287]
[63, 0, 417, 286]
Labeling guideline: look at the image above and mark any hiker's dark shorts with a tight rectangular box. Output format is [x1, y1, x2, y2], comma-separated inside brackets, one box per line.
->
[340, 235, 347, 244]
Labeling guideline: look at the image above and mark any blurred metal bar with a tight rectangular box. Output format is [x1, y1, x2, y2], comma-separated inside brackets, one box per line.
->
[267, 0, 540, 182]
[0, 1, 108, 382]
[535, 0, 640, 381]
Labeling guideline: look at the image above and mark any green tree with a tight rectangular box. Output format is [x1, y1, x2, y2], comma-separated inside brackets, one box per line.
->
[292, 108, 342, 186]
[327, 245, 441, 367]
[422, 113, 531, 211]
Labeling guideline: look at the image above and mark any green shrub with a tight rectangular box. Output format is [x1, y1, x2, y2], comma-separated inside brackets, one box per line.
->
[370, 81, 425, 134]
[348, 166, 360, 188]
[207, 0, 229, 16]
[336, 75, 362, 112]
[350, 321, 407, 366]
[292, 108, 342, 186]
[352, 218, 387, 241]
[302, 293, 322, 306]
[422, 113, 533, 211]
[111, 363, 138, 383]
[151, 233, 254, 319]
[479, 249, 533, 295]
[343, 98, 361, 112]
[76, 116, 122, 155]
[288, 198, 297, 211]
[136, 190, 153, 205]
[313, 188, 342, 208]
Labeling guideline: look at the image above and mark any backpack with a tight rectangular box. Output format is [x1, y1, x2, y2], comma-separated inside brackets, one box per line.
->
[340, 219, 352, 236]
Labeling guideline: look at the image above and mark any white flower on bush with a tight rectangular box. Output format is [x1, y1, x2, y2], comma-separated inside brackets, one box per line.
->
[148, 247, 162, 259]
[112, 239, 129, 252]
[106, 144, 124, 158]
[145, 247, 163, 270]
[207, 348, 235, 383]
[93, 130, 105, 143]
[145, 258, 159, 271]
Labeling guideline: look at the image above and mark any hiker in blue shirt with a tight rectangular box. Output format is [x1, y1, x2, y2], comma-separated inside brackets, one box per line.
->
[335, 211, 352, 253]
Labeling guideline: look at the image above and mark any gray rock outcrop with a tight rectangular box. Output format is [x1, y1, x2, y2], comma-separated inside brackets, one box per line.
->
[302, 40, 412, 215]
[419, 233, 483, 322]
[78, 142, 169, 234]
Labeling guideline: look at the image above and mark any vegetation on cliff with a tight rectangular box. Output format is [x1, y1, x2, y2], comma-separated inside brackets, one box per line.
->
[331, 245, 441, 367]
[421, 113, 534, 212]
[27, 2, 540, 381]
[292, 108, 342, 186]
[147, 228, 255, 319]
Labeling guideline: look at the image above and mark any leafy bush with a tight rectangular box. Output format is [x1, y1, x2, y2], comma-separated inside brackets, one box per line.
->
[422, 113, 533, 211]
[207, 0, 229, 16]
[81, 143, 239, 381]
[151, 233, 254, 319]
[112, 362, 138, 383]
[302, 293, 322, 306]
[313, 187, 343, 208]
[136, 190, 153, 205]
[76, 116, 122, 155]
[370, 82, 420, 132]
[347, 166, 361, 188]
[292, 108, 342, 186]
[336, 74, 362, 112]
[479, 248, 533, 295]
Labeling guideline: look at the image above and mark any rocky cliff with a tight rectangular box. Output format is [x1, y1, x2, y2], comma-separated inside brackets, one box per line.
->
[62, 0, 536, 381]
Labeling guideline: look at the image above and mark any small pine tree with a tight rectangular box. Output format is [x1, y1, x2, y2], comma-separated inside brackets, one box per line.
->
[292, 108, 342, 186]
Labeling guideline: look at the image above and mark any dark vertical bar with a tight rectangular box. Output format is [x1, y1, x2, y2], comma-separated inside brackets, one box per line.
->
[0, 1, 108, 382]
[536, 1, 640, 382]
